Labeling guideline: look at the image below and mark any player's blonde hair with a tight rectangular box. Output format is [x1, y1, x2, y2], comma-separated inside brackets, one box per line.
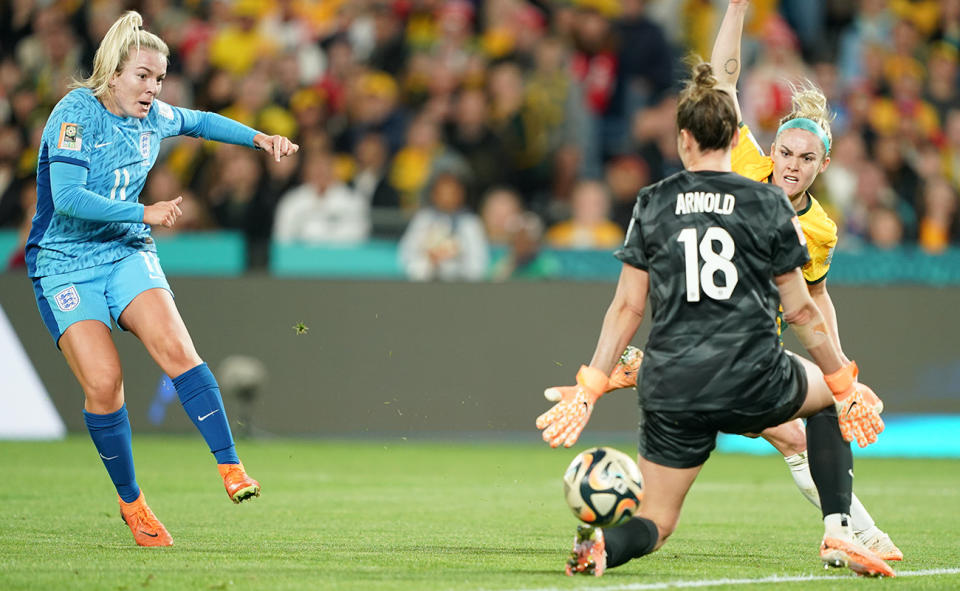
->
[72, 11, 169, 98]
[776, 81, 834, 159]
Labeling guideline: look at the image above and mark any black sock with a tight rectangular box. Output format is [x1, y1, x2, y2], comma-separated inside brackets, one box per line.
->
[603, 516, 659, 568]
[805, 406, 853, 517]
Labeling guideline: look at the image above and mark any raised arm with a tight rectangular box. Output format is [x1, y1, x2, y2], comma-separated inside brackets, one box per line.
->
[709, 0, 749, 122]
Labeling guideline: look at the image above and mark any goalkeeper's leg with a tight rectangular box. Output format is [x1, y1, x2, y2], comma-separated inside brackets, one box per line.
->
[568, 447, 701, 576]
[762, 420, 902, 560]
[790, 357, 895, 577]
[578, 455, 700, 576]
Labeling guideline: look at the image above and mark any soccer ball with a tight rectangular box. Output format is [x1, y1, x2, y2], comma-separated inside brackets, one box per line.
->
[563, 446, 643, 527]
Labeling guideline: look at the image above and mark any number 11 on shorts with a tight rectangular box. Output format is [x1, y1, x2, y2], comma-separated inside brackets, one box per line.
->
[140, 251, 163, 280]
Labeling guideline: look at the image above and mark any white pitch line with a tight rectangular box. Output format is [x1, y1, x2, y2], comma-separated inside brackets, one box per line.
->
[491, 567, 960, 591]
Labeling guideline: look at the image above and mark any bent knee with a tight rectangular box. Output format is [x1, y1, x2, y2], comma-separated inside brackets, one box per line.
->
[761, 420, 807, 456]
[81, 373, 124, 411]
[81, 368, 121, 394]
[150, 336, 201, 374]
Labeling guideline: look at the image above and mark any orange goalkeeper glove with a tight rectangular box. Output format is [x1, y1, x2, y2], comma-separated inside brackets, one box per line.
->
[536, 365, 609, 448]
[543, 346, 643, 403]
[823, 361, 885, 448]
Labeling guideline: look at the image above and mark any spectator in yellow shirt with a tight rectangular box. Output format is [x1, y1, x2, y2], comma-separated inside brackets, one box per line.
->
[208, 1, 277, 76]
[545, 180, 624, 249]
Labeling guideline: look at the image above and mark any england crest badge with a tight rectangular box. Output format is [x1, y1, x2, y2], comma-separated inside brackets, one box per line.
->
[54, 286, 81, 312]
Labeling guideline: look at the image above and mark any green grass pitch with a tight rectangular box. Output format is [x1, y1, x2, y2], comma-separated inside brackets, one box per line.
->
[1, 435, 958, 590]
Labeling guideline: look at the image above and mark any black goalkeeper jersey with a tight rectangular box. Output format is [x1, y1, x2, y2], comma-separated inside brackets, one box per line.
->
[615, 170, 810, 412]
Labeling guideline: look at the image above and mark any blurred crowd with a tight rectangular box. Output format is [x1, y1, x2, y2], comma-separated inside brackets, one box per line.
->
[1, 0, 959, 281]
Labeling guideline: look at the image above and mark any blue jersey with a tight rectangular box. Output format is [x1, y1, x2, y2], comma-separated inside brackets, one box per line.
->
[28, 88, 258, 277]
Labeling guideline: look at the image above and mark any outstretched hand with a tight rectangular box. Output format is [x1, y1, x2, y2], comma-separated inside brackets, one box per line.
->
[254, 133, 299, 162]
[834, 383, 885, 448]
[543, 346, 643, 402]
[536, 365, 609, 448]
[823, 362, 885, 448]
[143, 196, 183, 228]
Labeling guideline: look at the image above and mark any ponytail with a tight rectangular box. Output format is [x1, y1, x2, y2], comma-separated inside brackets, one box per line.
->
[676, 57, 738, 152]
[72, 11, 169, 97]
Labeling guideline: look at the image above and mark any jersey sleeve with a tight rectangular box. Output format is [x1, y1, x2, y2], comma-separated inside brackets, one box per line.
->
[731, 123, 775, 183]
[43, 95, 95, 169]
[49, 161, 144, 223]
[768, 187, 811, 276]
[153, 99, 184, 138]
[171, 105, 259, 147]
[613, 193, 649, 270]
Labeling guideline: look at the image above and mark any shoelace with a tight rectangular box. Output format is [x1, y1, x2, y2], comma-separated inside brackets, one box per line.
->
[129, 504, 160, 530]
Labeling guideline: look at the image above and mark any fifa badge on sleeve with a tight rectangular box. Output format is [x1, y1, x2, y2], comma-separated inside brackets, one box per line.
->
[58, 123, 83, 151]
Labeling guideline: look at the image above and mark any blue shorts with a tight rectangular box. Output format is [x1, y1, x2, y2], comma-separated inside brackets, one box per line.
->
[33, 251, 172, 347]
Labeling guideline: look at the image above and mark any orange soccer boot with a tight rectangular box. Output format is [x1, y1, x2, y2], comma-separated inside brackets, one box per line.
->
[566, 525, 607, 577]
[820, 536, 896, 577]
[856, 528, 904, 561]
[119, 492, 173, 547]
[219, 462, 261, 504]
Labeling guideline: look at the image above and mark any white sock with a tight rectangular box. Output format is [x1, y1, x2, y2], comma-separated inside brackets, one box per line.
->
[850, 493, 877, 535]
[785, 452, 877, 536]
[784, 452, 821, 509]
[823, 513, 854, 541]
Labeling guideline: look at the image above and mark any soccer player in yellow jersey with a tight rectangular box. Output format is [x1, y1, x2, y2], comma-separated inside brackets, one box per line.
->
[544, 0, 901, 562]
[707, 0, 908, 559]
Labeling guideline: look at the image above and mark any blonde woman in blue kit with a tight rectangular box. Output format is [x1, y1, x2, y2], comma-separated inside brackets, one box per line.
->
[28, 11, 298, 546]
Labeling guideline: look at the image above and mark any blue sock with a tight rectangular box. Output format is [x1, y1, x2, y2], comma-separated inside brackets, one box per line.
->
[173, 363, 239, 464]
[84, 405, 140, 503]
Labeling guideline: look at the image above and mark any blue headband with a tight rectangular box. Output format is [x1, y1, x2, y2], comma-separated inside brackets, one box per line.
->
[776, 118, 830, 154]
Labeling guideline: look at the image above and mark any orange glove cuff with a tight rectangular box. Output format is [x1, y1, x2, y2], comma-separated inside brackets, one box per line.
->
[823, 361, 858, 398]
[576, 365, 610, 402]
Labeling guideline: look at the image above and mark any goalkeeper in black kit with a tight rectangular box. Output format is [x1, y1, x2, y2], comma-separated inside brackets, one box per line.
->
[535, 60, 893, 578]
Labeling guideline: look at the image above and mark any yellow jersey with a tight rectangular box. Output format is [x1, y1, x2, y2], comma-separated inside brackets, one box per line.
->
[545, 220, 624, 250]
[732, 124, 837, 284]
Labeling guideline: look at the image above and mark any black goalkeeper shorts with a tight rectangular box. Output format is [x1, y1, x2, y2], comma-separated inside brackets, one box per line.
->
[637, 354, 808, 469]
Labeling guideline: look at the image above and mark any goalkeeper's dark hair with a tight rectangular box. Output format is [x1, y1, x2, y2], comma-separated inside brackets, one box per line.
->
[676, 58, 738, 152]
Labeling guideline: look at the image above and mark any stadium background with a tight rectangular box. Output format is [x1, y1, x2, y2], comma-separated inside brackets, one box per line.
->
[1, 0, 958, 449]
